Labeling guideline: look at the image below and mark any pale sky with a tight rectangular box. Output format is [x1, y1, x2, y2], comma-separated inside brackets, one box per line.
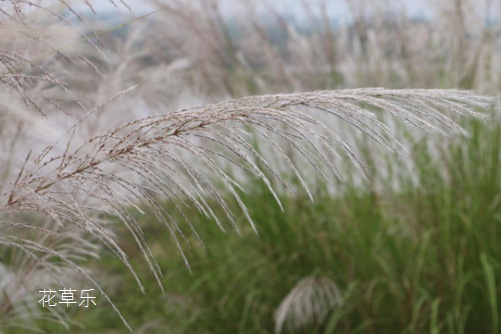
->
[79, 0, 431, 19]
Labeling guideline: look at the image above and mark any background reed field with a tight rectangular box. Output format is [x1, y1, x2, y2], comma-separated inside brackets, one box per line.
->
[0, 0, 500, 333]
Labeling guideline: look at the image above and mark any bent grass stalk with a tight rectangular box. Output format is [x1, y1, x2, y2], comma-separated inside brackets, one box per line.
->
[0, 87, 496, 331]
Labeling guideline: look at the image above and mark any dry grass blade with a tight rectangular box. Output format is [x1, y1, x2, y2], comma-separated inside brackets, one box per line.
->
[2, 87, 494, 247]
[274, 276, 344, 334]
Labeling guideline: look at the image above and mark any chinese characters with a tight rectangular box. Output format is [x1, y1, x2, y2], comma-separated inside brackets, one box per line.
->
[38, 288, 97, 307]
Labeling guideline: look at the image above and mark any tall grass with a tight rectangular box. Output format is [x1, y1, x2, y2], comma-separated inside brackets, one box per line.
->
[0, 0, 500, 333]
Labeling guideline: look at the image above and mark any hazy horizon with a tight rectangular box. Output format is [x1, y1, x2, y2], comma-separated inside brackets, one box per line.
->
[76, 0, 432, 20]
